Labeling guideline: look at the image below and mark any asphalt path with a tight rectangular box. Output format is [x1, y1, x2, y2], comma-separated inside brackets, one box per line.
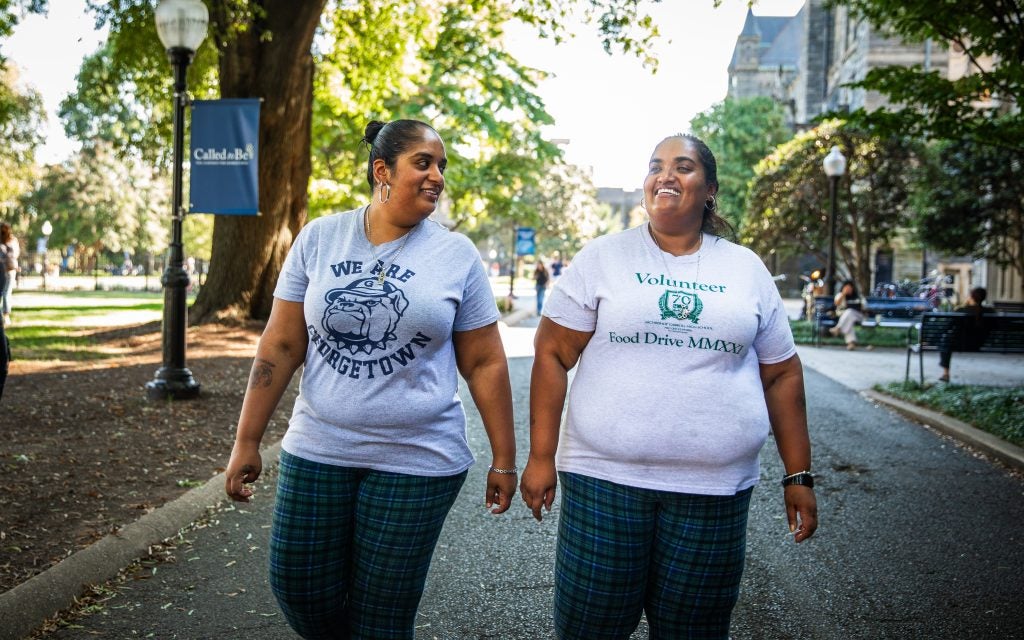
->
[43, 324, 1024, 639]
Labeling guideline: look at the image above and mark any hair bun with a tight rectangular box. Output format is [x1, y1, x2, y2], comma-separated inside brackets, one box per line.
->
[362, 120, 387, 145]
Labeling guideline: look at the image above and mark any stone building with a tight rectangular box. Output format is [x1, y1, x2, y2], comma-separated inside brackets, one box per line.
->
[726, 7, 804, 126]
[799, 1, 948, 122]
[725, 2, 1004, 302]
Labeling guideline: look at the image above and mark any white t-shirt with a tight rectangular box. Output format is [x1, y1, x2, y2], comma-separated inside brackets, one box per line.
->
[543, 224, 796, 495]
[274, 206, 499, 476]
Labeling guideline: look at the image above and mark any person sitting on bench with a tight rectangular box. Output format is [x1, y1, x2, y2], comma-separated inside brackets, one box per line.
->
[938, 286, 988, 383]
[829, 280, 865, 350]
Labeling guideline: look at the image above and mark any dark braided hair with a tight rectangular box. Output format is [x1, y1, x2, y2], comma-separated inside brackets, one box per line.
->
[361, 119, 439, 189]
[662, 133, 735, 239]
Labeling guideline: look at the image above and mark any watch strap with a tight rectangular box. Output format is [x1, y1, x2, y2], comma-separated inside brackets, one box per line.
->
[781, 471, 814, 488]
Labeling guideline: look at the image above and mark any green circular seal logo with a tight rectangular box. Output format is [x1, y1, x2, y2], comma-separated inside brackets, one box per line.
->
[659, 290, 702, 323]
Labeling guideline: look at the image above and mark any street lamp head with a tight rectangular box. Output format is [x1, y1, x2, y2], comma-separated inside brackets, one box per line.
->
[41, 220, 53, 236]
[155, 0, 210, 53]
[823, 145, 847, 178]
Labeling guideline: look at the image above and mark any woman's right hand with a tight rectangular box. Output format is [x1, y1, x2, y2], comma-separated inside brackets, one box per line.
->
[520, 456, 557, 521]
[224, 441, 263, 502]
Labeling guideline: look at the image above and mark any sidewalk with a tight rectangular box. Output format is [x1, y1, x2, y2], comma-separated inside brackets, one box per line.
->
[796, 342, 1024, 390]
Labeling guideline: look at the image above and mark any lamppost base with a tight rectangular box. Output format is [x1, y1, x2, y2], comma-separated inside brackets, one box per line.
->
[145, 370, 201, 401]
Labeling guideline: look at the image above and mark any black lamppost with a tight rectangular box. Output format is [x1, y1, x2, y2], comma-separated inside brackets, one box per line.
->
[145, 0, 208, 401]
[822, 145, 847, 298]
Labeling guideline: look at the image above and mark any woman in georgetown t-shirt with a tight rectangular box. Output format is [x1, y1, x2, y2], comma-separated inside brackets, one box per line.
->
[521, 133, 817, 639]
[224, 119, 517, 639]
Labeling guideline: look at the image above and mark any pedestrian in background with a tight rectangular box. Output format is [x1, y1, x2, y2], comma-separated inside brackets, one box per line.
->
[1, 222, 19, 326]
[829, 280, 864, 350]
[550, 252, 563, 278]
[534, 259, 550, 315]
[939, 286, 989, 383]
[521, 133, 817, 639]
[224, 119, 517, 639]
[0, 262, 8, 402]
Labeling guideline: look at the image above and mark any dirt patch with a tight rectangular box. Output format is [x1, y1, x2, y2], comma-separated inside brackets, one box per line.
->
[0, 321, 297, 594]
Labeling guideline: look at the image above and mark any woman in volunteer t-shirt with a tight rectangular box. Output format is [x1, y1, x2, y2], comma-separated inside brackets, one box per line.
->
[521, 133, 817, 639]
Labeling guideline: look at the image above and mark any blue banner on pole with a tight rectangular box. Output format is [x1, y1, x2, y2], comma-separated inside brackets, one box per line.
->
[516, 227, 536, 256]
[188, 99, 261, 215]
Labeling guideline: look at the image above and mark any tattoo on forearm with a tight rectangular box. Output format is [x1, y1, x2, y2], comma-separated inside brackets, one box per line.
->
[250, 358, 276, 389]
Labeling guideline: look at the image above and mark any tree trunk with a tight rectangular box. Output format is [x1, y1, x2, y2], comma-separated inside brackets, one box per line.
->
[190, 0, 327, 323]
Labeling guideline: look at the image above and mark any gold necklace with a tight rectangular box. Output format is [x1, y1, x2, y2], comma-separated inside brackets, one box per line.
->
[365, 207, 415, 284]
[648, 224, 702, 283]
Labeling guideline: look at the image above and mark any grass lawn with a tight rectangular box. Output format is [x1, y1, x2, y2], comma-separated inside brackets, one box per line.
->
[878, 381, 1024, 449]
[5, 290, 178, 361]
[789, 319, 909, 348]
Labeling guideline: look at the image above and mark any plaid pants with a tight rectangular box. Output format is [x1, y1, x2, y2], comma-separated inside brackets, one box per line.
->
[554, 472, 752, 640]
[269, 450, 467, 640]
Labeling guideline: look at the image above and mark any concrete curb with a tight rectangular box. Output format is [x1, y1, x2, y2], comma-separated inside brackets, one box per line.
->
[0, 441, 283, 640]
[863, 390, 1024, 471]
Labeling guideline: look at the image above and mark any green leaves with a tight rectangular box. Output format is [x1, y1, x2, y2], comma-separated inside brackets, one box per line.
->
[743, 119, 920, 292]
[689, 97, 791, 230]
[23, 141, 169, 258]
[912, 135, 1024, 281]
[310, 0, 573, 234]
[0, 66, 44, 206]
[840, 0, 1024, 151]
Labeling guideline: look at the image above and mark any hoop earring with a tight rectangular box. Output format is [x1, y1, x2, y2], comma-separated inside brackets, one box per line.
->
[378, 182, 391, 204]
[705, 195, 716, 211]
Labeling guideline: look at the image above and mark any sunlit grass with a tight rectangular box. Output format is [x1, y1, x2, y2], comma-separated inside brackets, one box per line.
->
[15, 303, 162, 323]
[5, 326, 105, 361]
[5, 291, 171, 361]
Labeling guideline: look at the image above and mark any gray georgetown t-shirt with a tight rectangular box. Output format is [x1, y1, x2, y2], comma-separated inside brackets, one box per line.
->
[274, 206, 499, 476]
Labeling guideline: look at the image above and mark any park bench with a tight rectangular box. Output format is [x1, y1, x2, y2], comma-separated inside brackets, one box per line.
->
[905, 311, 1024, 384]
[813, 295, 931, 347]
[993, 301, 1024, 314]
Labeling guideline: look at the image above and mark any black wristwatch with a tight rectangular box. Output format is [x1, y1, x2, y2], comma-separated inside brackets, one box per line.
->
[781, 471, 814, 488]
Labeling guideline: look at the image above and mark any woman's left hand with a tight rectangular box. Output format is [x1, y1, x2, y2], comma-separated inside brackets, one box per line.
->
[486, 470, 517, 514]
[784, 485, 818, 543]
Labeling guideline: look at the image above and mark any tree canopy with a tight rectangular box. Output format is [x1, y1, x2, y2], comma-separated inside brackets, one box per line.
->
[841, 0, 1024, 151]
[0, 1, 47, 211]
[912, 137, 1024, 282]
[689, 96, 791, 230]
[64, 0, 660, 321]
[22, 141, 169, 267]
[743, 119, 920, 293]
[0, 64, 43, 210]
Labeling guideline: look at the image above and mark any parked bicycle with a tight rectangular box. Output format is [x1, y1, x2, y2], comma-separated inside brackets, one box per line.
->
[872, 273, 957, 310]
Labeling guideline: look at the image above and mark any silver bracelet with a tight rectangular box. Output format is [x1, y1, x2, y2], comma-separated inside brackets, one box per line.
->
[488, 465, 518, 475]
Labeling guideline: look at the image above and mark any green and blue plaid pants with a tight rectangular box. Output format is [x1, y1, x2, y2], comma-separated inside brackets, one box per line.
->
[554, 472, 752, 640]
[269, 450, 467, 640]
